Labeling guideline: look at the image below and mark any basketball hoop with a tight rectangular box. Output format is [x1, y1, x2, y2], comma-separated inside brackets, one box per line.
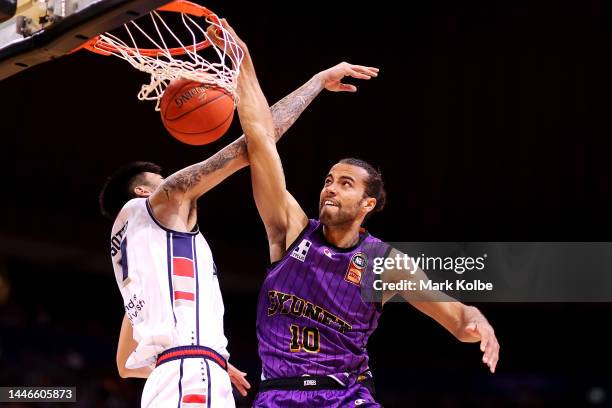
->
[76, 0, 243, 110]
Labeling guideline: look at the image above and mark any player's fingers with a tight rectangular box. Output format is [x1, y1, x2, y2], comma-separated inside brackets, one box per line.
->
[482, 328, 498, 369]
[212, 18, 227, 37]
[483, 335, 496, 364]
[346, 69, 372, 80]
[217, 18, 239, 40]
[480, 330, 489, 354]
[351, 65, 379, 77]
[235, 384, 247, 397]
[351, 65, 379, 74]
[239, 380, 251, 396]
[349, 71, 373, 80]
[489, 352, 499, 373]
[208, 25, 220, 39]
[230, 376, 250, 396]
[493, 346, 500, 372]
[337, 83, 357, 92]
[486, 348, 498, 373]
[239, 374, 251, 389]
[465, 322, 477, 332]
[488, 339, 500, 372]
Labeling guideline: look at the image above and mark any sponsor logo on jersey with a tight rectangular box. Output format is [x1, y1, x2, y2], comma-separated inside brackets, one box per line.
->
[110, 221, 128, 257]
[125, 293, 146, 323]
[322, 247, 335, 259]
[290, 239, 312, 262]
[345, 252, 368, 286]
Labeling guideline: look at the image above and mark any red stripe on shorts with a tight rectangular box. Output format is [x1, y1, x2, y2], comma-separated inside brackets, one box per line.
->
[183, 394, 206, 403]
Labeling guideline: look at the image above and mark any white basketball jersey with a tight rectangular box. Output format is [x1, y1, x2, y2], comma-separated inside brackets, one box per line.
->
[110, 198, 228, 369]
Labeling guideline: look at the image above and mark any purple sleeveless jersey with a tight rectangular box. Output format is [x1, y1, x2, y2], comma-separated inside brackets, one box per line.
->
[256, 219, 390, 380]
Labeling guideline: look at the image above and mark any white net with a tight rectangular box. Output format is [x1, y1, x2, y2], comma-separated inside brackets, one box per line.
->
[90, 4, 243, 110]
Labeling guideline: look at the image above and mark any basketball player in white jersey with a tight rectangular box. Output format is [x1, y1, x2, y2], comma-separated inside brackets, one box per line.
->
[99, 60, 381, 406]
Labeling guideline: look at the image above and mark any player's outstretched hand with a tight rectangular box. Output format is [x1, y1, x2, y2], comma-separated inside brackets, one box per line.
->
[206, 18, 247, 59]
[228, 362, 251, 397]
[313, 62, 379, 92]
[464, 319, 500, 374]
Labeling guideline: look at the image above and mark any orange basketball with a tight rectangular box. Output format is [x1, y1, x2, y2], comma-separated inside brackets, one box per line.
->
[160, 79, 234, 145]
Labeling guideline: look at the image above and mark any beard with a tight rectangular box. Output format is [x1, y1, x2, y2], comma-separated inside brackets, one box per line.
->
[319, 204, 359, 227]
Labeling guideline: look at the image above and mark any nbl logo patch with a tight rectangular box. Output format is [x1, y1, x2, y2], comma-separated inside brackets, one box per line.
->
[291, 239, 312, 262]
[345, 252, 368, 286]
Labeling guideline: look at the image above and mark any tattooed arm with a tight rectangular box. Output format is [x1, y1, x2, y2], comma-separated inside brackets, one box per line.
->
[233, 58, 380, 260]
[216, 17, 380, 260]
[151, 72, 333, 203]
[156, 71, 330, 203]
[273, 62, 381, 253]
[148, 61, 379, 232]
[146, 63, 365, 231]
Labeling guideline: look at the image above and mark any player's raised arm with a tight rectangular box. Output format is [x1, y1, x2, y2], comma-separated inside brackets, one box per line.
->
[268, 62, 381, 251]
[225, 24, 289, 261]
[382, 248, 500, 373]
[147, 67, 380, 233]
[207, 21, 380, 260]
[147, 82, 314, 214]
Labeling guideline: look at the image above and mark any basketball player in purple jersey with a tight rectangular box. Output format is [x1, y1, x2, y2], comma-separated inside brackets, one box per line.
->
[99, 49, 380, 405]
[216, 21, 500, 407]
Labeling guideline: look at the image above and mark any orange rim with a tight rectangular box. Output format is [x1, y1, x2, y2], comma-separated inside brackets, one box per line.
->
[74, 0, 217, 57]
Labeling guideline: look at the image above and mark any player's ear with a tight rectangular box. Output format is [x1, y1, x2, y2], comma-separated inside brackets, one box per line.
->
[134, 185, 152, 197]
[363, 197, 376, 213]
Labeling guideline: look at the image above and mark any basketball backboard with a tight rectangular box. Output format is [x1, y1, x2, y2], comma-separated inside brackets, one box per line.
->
[0, 0, 173, 80]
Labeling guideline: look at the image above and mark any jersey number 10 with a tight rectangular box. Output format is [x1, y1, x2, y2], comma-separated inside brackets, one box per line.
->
[289, 325, 320, 353]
